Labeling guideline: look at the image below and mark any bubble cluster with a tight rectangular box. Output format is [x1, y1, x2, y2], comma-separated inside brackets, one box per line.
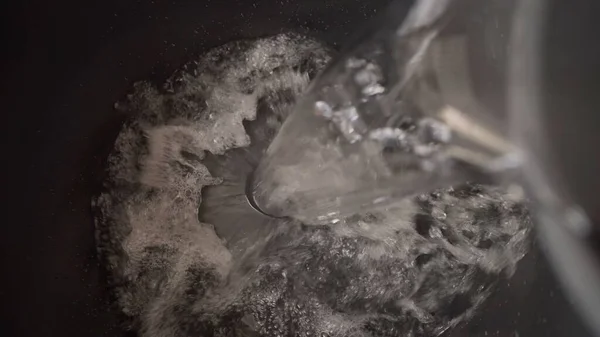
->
[94, 34, 531, 337]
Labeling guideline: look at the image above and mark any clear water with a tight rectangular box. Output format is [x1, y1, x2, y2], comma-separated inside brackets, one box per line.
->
[250, 0, 519, 225]
[94, 33, 531, 337]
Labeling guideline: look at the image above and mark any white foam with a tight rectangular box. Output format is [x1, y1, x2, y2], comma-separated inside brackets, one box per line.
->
[95, 33, 335, 331]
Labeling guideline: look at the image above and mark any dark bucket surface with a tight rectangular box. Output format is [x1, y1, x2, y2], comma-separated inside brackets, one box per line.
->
[1, 0, 593, 336]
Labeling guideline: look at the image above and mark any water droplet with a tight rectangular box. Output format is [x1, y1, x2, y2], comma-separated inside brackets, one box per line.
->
[346, 57, 367, 69]
[331, 106, 364, 143]
[315, 101, 333, 118]
[419, 118, 452, 144]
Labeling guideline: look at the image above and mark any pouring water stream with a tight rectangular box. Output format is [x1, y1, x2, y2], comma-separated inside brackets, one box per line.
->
[249, 0, 521, 224]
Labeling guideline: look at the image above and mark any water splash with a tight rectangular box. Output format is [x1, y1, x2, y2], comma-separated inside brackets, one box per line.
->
[250, 0, 520, 225]
[94, 33, 531, 337]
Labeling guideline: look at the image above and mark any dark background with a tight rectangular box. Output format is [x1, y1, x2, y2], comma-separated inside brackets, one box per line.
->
[0, 1, 594, 336]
